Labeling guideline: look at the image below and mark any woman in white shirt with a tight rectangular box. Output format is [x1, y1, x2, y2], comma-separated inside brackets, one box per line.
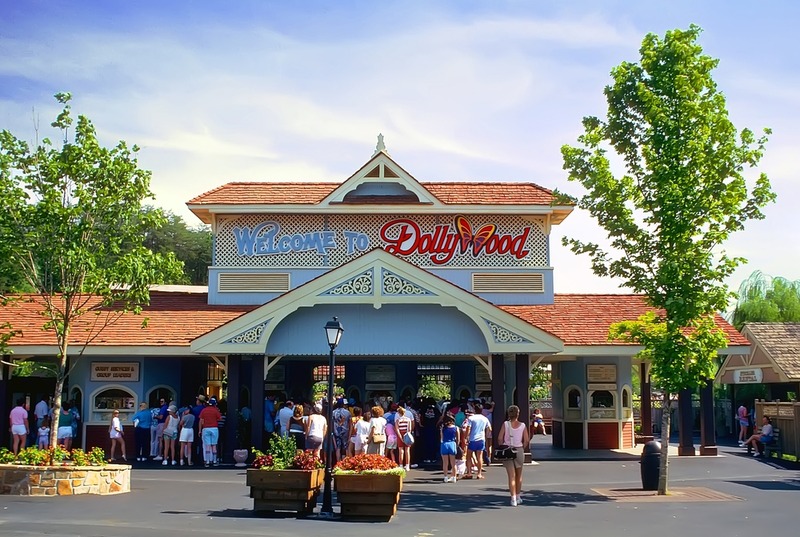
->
[108, 410, 127, 462]
[367, 405, 387, 456]
[305, 404, 327, 458]
[497, 404, 530, 506]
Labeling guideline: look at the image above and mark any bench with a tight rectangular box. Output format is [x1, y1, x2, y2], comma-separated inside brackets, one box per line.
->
[764, 428, 784, 459]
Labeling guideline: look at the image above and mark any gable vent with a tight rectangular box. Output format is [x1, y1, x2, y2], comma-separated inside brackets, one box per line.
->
[472, 273, 545, 293]
[218, 273, 290, 293]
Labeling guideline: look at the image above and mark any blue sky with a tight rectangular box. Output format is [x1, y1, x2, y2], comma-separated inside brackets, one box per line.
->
[1, 1, 797, 297]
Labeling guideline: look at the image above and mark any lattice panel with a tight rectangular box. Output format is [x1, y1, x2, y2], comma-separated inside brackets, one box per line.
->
[214, 214, 547, 269]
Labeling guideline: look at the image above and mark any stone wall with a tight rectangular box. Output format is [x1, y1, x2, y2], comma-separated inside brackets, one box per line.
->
[0, 464, 130, 496]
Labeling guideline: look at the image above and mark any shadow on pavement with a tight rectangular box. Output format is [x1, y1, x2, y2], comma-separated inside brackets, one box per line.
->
[398, 488, 610, 512]
[728, 479, 800, 491]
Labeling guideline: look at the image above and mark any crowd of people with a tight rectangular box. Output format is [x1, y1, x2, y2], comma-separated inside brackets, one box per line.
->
[262, 395, 536, 505]
[7, 395, 81, 455]
[127, 393, 226, 467]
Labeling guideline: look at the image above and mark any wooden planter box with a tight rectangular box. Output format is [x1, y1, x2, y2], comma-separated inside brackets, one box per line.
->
[334, 473, 403, 521]
[246, 468, 324, 515]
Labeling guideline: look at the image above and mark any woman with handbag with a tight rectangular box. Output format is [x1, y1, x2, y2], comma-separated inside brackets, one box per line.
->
[496, 404, 529, 506]
[367, 405, 387, 455]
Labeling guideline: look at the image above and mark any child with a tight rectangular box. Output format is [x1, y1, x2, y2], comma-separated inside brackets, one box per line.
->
[38, 416, 51, 449]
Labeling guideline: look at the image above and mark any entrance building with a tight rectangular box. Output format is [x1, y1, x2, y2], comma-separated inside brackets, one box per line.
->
[1, 139, 749, 455]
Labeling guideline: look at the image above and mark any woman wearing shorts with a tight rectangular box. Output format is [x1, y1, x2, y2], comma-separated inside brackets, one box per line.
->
[497, 404, 529, 507]
[178, 407, 195, 466]
[9, 399, 29, 455]
[305, 405, 327, 458]
[161, 405, 179, 465]
[57, 402, 75, 450]
[108, 409, 127, 462]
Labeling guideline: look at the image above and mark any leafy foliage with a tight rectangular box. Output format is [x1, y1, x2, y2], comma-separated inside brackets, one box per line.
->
[730, 270, 800, 330]
[251, 434, 322, 470]
[138, 207, 212, 285]
[0, 93, 185, 446]
[529, 365, 551, 401]
[417, 377, 450, 401]
[560, 26, 774, 494]
[0, 446, 106, 466]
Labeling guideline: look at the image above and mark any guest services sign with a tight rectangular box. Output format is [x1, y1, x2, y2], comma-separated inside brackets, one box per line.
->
[90, 362, 140, 382]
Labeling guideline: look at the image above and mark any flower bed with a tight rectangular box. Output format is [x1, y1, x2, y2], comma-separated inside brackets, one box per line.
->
[0, 445, 127, 496]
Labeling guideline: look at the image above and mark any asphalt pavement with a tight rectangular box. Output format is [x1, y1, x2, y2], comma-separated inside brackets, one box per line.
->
[0, 441, 797, 537]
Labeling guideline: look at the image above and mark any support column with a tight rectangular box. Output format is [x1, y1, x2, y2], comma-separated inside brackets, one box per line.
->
[678, 388, 695, 456]
[515, 354, 530, 428]
[699, 379, 718, 456]
[225, 355, 241, 461]
[251, 356, 265, 451]
[640, 362, 652, 435]
[491, 354, 505, 435]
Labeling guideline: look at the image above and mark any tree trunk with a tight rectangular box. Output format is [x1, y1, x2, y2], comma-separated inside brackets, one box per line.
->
[658, 391, 670, 495]
[48, 339, 69, 448]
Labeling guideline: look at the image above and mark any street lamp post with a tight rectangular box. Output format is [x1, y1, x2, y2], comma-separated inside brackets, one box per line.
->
[321, 316, 343, 515]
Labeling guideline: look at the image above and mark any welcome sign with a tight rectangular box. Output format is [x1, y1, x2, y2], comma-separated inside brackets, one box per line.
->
[231, 215, 533, 265]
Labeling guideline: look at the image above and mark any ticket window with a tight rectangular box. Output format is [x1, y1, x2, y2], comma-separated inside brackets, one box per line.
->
[565, 387, 582, 420]
[92, 387, 136, 423]
[588, 390, 616, 420]
[622, 387, 633, 420]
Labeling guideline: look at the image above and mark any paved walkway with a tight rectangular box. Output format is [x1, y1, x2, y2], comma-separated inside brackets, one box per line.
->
[0, 441, 797, 537]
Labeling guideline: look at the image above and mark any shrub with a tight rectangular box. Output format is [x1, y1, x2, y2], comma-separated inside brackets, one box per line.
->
[70, 448, 90, 466]
[0, 448, 16, 464]
[251, 434, 323, 470]
[89, 447, 107, 466]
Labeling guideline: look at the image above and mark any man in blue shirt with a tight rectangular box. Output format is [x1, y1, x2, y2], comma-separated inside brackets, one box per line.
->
[131, 402, 154, 462]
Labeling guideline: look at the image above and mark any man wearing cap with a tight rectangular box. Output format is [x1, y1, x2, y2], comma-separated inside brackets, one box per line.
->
[199, 396, 223, 467]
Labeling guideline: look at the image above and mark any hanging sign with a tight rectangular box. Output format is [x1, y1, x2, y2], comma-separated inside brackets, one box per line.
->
[587, 365, 617, 383]
[733, 368, 763, 384]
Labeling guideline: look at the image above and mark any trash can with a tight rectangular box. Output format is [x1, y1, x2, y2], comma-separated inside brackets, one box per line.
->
[640, 440, 661, 491]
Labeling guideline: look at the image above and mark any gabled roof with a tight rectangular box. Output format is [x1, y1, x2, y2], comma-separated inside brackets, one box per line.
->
[716, 322, 800, 383]
[186, 147, 569, 224]
[190, 248, 565, 356]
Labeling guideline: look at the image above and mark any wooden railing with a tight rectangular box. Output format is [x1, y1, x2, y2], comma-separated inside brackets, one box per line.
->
[754, 399, 799, 458]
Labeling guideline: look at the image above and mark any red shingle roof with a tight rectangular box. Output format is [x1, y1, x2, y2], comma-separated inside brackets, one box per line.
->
[2, 293, 747, 349]
[502, 295, 748, 347]
[187, 182, 557, 206]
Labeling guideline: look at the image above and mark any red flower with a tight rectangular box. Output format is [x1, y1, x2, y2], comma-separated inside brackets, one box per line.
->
[334, 453, 398, 473]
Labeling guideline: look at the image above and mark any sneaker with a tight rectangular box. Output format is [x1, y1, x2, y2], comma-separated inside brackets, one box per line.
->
[738, 441, 745, 446]
[516, 495, 523, 504]
[510, 497, 517, 507]
[410, 464, 418, 469]
[162, 460, 168, 466]
[171, 460, 177, 466]
[404, 465, 410, 471]
[443, 477, 449, 483]
[180, 460, 184, 466]
[753, 452, 762, 458]
[204, 462, 210, 468]
[154, 456, 163, 461]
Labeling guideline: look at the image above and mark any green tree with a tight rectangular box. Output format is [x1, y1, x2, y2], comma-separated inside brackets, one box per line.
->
[560, 26, 774, 494]
[0, 93, 184, 446]
[730, 270, 800, 330]
[139, 207, 212, 285]
[417, 377, 450, 401]
[529, 365, 550, 401]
